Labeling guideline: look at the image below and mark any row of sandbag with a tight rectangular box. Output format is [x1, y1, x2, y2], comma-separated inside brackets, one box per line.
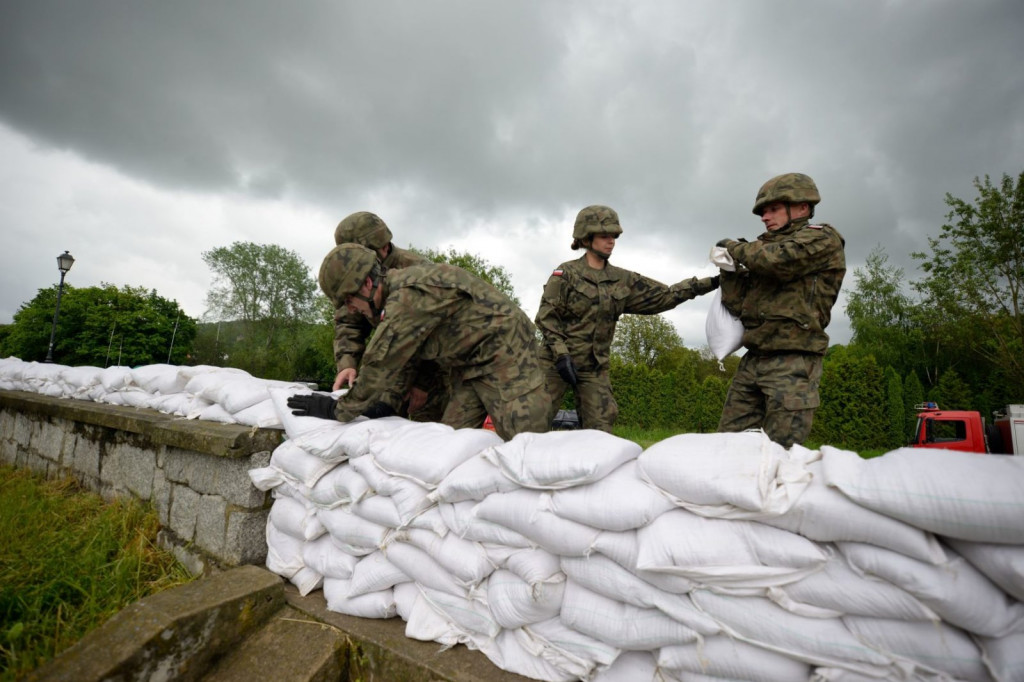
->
[0, 357, 308, 428]
[252, 388, 1024, 682]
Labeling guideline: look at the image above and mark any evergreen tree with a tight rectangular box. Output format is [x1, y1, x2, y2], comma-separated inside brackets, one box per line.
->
[884, 366, 904, 449]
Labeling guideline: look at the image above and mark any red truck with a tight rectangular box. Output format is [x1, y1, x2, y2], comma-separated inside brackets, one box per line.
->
[910, 403, 1024, 454]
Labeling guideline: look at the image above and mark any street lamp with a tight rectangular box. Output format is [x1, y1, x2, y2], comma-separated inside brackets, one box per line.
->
[44, 250, 75, 363]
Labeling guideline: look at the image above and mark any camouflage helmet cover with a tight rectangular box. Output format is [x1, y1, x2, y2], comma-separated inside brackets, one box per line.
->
[752, 173, 821, 216]
[318, 243, 378, 302]
[334, 211, 393, 249]
[572, 205, 624, 240]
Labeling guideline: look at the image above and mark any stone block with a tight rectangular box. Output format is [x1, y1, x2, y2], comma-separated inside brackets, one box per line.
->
[168, 484, 200, 542]
[195, 494, 228, 559]
[69, 430, 101, 480]
[152, 469, 171, 526]
[164, 446, 268, 508]
[29, 417, 68, 465]
[223, 508, 270, 565]
[103, 440, 157, 500]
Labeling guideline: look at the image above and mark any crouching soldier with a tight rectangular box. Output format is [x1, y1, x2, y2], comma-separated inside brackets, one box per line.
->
[288, 244, 550, 441]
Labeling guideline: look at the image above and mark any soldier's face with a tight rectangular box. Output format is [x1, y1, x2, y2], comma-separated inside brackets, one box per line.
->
[344, 278, 376, 319]
[590, 233, 617, 257]
[761, 202, 809, 231]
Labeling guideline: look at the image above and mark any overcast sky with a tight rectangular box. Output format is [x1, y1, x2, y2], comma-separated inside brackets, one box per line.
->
[2, 0, 1022, 354]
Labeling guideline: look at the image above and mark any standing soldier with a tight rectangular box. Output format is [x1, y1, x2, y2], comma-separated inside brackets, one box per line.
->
[289, 244, 549, 441]
[714, 172, 846, 448]
[331, 211, 446, 421]
[535, 205, 719, 432]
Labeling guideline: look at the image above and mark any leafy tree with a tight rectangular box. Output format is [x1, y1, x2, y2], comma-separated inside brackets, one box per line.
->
[912, 172, 1024, 389]
[845, 246, 917, 371]
[883, 366, 904, 449]
[926, 369, 973, 411]
[693, 375, 729, 433]
[811, 348, 888, 450]
[903, 371, 925, 440]
[413, 247, 520, 305]
[611, 314, 683, 368]
[2, 284, 195, 366]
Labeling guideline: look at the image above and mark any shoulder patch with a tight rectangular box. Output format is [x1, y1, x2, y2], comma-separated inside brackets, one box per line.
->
[380, 309, 387, 322]
[552, 269, 564, 276]
[807, 224, 823, 230]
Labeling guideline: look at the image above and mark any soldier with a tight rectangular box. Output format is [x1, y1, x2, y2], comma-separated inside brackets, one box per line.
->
[714, 172, 846, 448]
[535, 205, 719, 433]
[288, 244, 549, 441]
[331, 211, 446, 421]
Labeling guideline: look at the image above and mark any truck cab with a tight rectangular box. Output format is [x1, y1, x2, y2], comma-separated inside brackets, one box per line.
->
[910, 403, 1023, 455]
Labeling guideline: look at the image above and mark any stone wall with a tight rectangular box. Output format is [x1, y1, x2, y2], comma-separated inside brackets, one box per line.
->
[0, 389, 282, 575]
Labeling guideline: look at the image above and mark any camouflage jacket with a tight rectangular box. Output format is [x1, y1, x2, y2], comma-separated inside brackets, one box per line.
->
[334, 263, 543, 421]
[535, 255, 718, 371]
[332, 245, 426, 372]
[720, 218, 846, 355]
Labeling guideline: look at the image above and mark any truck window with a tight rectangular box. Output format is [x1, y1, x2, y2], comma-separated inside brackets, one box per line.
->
[929, 419, 967, 443]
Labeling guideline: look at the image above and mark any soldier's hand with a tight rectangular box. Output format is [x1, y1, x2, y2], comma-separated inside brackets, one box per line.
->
[286, 393, 337, 420]
[407, 387, 428, 414]
[716, 238, 737, 249]
[362, 402, 397, 419]
[555, 354, 579, 387]
[333, 368, 357, 391]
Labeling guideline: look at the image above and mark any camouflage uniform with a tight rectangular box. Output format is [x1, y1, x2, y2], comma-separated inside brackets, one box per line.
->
[717, 173, 846, 447]
[331, 212, 447, 421]
[536, 209, 718, 432]
[329, 258, 549, 441]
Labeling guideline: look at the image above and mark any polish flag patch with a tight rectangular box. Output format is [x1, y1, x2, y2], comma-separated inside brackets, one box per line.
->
[808, 224, 823, 230]
[552, 269, 564, 276]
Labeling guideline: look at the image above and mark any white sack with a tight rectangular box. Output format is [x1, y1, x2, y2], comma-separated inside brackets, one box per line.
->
[265, 521, 304, 579]
[99, 365, 133, 391]
[978, 631, 1024, 682]
[349, 494, 402, 528]
[658, 635, 812, 682]
[636, 509, 829, 589]
[269, 493, 325, 541]
[129, 363, 190, 394]
[307, 464, 370, 509]
[301, 534, 360, 580]
[486, 569, 565, 628]
[439, 501, 533, 547]
[429, 454, 520, 503]
[822, 445, 1024, 543]
[590, 651, 658, 682]
[840, 541, 1024, 638]
[385, 541, 470, 599]
[371, 421, 502, 487]
[482, 430, 641, 489]
[705, 287, 744, 363]
[287, 566, 323, 597]
[504, 548, 564, 589]
[519, 619, 620, 681]
[347, 550, 411, 597]
[316, 506, 389, 553]
[559, 581, 700, 649]
[416, 584, 500, 640]
[232, 399, 282, 429]
[544, 460, 675, 532]
[473, 489, 601, 556]
[393, 527, 494, 587]
[268, 439, 337, 488]
[322, 577, 396, 618]
[480, 629, 576, 682]
[945, 537, 1024, 602]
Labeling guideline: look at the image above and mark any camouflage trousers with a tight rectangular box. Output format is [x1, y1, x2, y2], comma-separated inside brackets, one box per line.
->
[377, 366, 450, 423]
[442, 370, 550, 441]
[718, 352, 823, 448]
[540, 360, 618, 433]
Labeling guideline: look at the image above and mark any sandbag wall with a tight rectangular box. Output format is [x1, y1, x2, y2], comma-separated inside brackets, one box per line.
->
[255, 388, 1024, 682]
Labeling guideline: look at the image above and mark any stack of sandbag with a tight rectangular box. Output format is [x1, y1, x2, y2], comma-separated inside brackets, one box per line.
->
[253, 389, 1024, 682]
[0, 357, 307, 429]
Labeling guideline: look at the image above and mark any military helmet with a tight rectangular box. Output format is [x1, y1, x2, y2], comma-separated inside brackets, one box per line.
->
[318, 243, 378, 302]
[334, 211, 393, 249]
[752, 173, 820, 216]
[572, 205, 624, 240]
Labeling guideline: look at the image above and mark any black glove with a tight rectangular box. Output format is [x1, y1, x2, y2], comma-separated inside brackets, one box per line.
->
[715, 238, 734, 248]
[286, 393, 337, 420]
[362, 402, 397, 419]
[555, 354, 579, 387]
[709, 274, 720, 289]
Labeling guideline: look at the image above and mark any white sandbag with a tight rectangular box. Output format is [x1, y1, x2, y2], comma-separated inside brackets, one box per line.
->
[203, 376, 275, 413]
[473, 489, 601, 556]
[150, 392, 203, 418]
[384, 541, 469, 599]
[403, 586, 464, 646]
[658, 635, 812, 682]
[268, 439, 337, 488]
[638, 431, 811, 517]
[248, 466, 287, 492]
[504, 548, 564, 589]
[429, 453, 519, 503]
[823, 445, 1024, 543]
[840, 541, 1024, 638]
[301, 534, 359, 580]
[350, 494, 402, 528]
[479, 629, 576, 682]
[636, 509, 829, 589]
[267, 386, 340, 440]
[98, 365, 133, 391]
[265, 521, 304, 579]
[945, 538, 1024, 602]
[269, 493, 325, 541]
[439, 501, 533, 547]
[322, 578, 396, 618]
[293, 415, 409, 462]
[761, 460, 946, 564]
[347, 549, 411, 597]
[232, 399, 282, 429]
[307, 465, 370, 509]
[690, 591, 895, 677]
[417, 584, 500, 640]
[978, 631, 1024, 682]
[519, 619, 620, 681]
[590, 650, 658, 682]
[843, 616, 991, 682]
[393, 581, 420, 622]
[482, 430, 641, 490]
[561, 554, 719, 635]
[196, 402, 236, 424]
[60, 365, 103, 393]
[486, 569, 565, 629]
[371, 421, 502, 487]
[316, 506, 389, 553]
[404, 505, 450, 537]
[591, 531, 696, 595]
[544, 460, 675, 532]
[393, 527, 494, 587]
[129, 363, 190, 394]
[778, 551, 939, 622]
[705, 287, 744, 363]
[372, 475, 433, 525]
[181, 366, 250, 398]
[559, 581, 700, 649]
[287, 566, 323, 597]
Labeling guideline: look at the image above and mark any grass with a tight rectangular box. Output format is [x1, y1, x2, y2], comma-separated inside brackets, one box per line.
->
[0, 466, 194, 680]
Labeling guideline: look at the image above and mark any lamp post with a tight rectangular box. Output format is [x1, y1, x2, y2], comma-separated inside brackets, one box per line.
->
[44, 250, 75, 363]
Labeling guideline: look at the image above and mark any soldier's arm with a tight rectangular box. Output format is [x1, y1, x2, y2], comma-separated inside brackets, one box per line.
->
[333, 306, 373, 372]
[624, 272, 719, 315]
[534, 271, 572, 358]
[729, 228, 844, 281]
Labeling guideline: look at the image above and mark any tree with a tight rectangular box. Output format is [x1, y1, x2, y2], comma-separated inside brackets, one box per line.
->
[611, 314, 683, 368]
[883, 367, 904, 449]
[2, 284, 196, 366]
[845, 245, 918, 371]
[903, 371, 925, 440]
[912, 172, 1024, 389]
[413, 247, 520, 305]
